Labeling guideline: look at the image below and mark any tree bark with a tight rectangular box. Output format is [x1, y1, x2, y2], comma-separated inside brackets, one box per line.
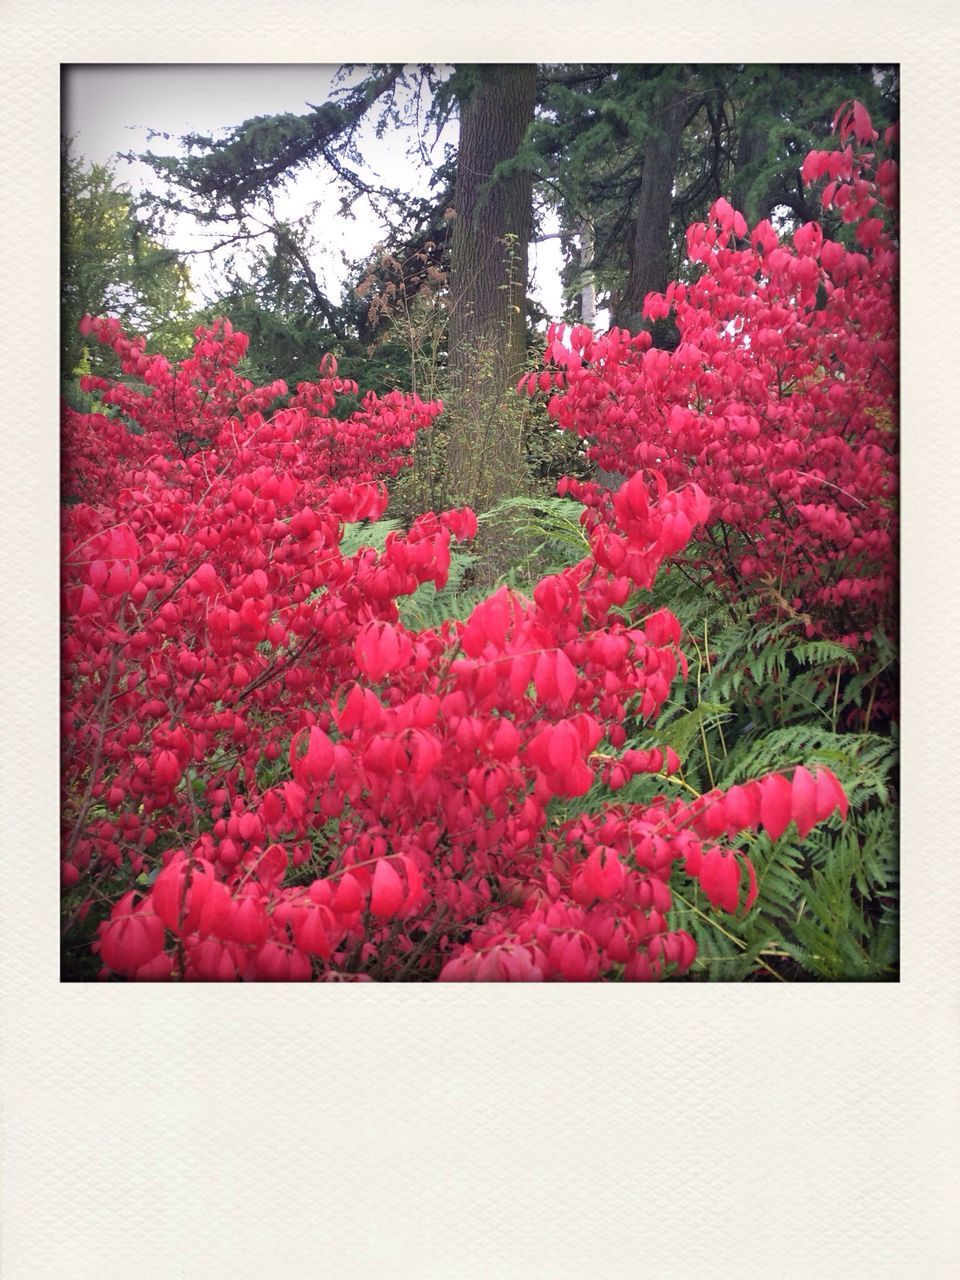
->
[578, 214, 596, 328]
[443, 64, 536, 510]
[614, 83, 689, 331]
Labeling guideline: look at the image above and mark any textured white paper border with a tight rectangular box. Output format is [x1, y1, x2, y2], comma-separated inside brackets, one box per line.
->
[2, 4, 958, 1277]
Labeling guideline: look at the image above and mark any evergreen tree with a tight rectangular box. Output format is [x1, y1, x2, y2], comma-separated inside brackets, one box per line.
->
[198, 216, 345, 387]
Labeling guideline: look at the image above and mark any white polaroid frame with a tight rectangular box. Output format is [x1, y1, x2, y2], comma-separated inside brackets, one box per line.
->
[2, 6, 955, 1275]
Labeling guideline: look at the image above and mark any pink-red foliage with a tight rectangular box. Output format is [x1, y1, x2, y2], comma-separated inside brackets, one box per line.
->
[61, 110, 885, 982]
[522, 103, 897, 656]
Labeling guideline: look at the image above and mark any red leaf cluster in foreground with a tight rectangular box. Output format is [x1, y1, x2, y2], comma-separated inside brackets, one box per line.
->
[62, 104, 896, 981]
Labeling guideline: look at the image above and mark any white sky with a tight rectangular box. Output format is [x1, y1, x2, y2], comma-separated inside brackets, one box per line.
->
[63, 64, 568, 323]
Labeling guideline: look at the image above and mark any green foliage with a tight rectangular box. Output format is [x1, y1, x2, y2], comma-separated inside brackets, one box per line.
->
[521, 400, 594, 490]
[61, 142, 195, 378]
[530, 63, 898, 320]
[357, 494, 590, 634]
[636, 549, 898, 981]
[131, 67, 412, 220]
[399, 543, 487, 632]
[195, 289, 337, 389]
[722, 64, 898, 227]
[337, 516, 406, 559]
[477, 494, 589, 581]
[194, 211, 355, 387]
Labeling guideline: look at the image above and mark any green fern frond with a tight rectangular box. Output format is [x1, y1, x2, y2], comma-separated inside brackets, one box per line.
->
[338, 517, 405, 558]
[398, 542, 483, 631]
[479, 495, 590, 577]
[656, 701, 732, 765]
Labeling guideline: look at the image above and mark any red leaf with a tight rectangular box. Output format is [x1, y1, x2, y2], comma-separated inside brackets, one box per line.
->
[852, 100, 877, 144]
[401, 856, 424, 912]
[152, 855, 217, 934]
[741, 857, 758, 914]
[790, 766, 818, 840]
[533, 650, 556, 702]
[760, 773, 793, 841]
[335, 872, 364, 913]
[814, 767, 848, 822]
[222, 894, 269, 947]
[724, 783, 759, 833]
[553, 650, 578, 707]
[698, 847, 741, 913]
[98, 893, 165, 973]
[370, 859, 404, 918]
[546, 721, 579, 773]
[255, 843, 289, 893]
[295, 904, 334, 959]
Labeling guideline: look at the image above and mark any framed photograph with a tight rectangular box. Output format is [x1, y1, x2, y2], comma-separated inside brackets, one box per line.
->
[1, 3, 957, 1275]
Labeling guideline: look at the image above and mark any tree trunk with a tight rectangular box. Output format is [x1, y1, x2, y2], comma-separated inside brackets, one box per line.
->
[578, 214, 596, 328]
[443, 64, 536, 510]
[614, 84, 688, 331]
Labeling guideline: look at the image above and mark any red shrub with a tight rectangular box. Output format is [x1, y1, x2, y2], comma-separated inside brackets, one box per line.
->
[524, 102, 897, 655]
[63, 109, 886, 981]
